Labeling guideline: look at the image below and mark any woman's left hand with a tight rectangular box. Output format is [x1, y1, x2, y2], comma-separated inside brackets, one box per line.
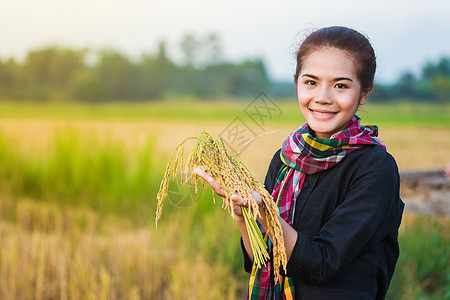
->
[193, 168, 265, 222]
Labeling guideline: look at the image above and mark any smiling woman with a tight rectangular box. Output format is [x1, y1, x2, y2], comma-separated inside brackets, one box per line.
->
[294, 26, 377, 140]
[195, 26, 404, 300]
[296, 47, 369, 139]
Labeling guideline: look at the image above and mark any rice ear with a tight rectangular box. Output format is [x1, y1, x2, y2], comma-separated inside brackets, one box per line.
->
[154, 131, 287, 278]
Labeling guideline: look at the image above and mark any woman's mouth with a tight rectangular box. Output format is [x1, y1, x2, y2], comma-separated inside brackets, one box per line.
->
[312, 110, 335, 115]
[310, 109, 337, 119]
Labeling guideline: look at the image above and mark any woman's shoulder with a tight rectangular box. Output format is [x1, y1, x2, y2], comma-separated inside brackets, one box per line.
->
[348, 145, 398, 168]
[343, 145, 400, 183]
[263, 145, 399, 192]
[269, 148, 283, 168]
[263, 148, 283, 193]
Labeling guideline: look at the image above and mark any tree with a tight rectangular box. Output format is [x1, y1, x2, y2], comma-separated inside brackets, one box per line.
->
[430, 75, 450, 101]
[423, 57, 450, 80]
[394, 71, 416, 98]
[23, 46, 85, 86]
[421, 57, 450, 101]
[0, 32, 276, 101]
[70, 69, 107, 102]
[203, 32, 223, 66]
[179, 33, 198, 68]
[138, 41, 174, 99]
[0, 58, 20, 98]
[21, 46, 86, 100]
[96, 50, 140, 100]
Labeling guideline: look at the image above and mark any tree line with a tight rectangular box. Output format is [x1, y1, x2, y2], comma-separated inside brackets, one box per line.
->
[372, 57, 450, 102]
[0, 33, 448, 102]
[0, 33, 268, 101]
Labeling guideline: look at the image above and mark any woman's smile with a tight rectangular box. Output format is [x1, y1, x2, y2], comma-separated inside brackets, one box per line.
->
[296, 47, 371, 139]
[309, 109, 338, 119]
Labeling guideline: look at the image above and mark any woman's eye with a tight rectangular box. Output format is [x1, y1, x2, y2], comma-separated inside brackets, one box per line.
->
[335, 83, 347, 89]
[305, 80, 316, 86]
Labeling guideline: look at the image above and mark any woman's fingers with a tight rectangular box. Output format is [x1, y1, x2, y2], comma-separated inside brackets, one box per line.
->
[193, 169, 263, 220]
[251, 190, 264, 208]
[230, 194, 244, 217]
[230, 193, 246, 206]
[193, 168, 226, 197]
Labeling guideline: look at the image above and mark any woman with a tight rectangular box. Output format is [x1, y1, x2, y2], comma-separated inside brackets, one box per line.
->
[194, 26, 404, 299]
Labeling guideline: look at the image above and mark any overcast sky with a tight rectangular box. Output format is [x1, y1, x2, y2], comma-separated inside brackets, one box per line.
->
[1, 0, 449, 83]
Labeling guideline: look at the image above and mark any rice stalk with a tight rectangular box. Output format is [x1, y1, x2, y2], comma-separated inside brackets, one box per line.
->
[155, 131, 287, 279]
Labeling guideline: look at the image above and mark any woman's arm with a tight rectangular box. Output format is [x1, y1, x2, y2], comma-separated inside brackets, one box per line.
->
[193, 168, 254, 261]
[231, 191, 298, 261]
[285, 150, 403, 285]
[194, 149, 291, 267]
[193, 168, 299, 264]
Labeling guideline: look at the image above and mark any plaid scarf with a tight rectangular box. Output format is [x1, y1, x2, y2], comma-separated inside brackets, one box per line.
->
[247, 115, 386, 300]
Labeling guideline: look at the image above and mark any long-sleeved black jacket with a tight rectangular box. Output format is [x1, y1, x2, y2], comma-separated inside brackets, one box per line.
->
[242, 145, 404, 299]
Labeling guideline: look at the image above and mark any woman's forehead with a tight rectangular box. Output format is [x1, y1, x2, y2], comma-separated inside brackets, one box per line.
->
[301, 47, 358, 79]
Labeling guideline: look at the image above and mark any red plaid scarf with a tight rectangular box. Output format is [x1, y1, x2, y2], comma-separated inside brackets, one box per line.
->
[247, 115, 386, 299]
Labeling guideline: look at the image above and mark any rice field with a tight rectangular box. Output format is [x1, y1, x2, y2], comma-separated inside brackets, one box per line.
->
[0, 100, 449, 299]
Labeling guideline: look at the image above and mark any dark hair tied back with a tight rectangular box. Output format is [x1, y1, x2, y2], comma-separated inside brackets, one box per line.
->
[294, 26, 376, 93]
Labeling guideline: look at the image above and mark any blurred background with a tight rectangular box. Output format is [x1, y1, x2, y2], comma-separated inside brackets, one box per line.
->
[0, 1, 449, 299]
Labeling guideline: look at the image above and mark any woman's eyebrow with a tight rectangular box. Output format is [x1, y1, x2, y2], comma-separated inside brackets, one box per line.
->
[334, 77, 353, 82]
[301, 74, 353, 82]
[301, 74, 318, 79]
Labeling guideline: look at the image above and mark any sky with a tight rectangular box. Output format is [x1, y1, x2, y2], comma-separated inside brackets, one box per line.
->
[1, 0, 449, 84]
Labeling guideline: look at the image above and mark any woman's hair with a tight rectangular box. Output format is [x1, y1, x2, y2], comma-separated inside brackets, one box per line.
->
[294, 26, 376, 93]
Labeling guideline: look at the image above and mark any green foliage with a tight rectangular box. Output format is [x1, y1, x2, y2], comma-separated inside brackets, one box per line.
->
[70, 68, 108, 101]
[137, 42, 174, 99]
[0, 129, 161, 217]
[422, 57, 450, 80]
[386, 214, 450, 300]
[96, 50, 141, 100]
[23, 46, 86, 100]
[0, 33, 269, 101]
[24, 46, 86, 88]
[0, 128, 249, 296]
[430, 75, 450, 101]
[1, 35, 447, 102]
[0, 59, 20, 97]
[373, 57, 450, 102]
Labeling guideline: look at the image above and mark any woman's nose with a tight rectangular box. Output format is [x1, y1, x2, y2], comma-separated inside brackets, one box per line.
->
[314, 86, 333, 104]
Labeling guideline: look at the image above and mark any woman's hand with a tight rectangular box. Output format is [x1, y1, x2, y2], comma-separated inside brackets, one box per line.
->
[193, 168, 264, 261]
[194, 168, 297, 261]
[192, 168, 265, 223]
[192, 167, 301, 262]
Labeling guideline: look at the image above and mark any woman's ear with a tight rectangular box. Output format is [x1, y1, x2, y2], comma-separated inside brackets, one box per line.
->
[359, 84, 374, 105]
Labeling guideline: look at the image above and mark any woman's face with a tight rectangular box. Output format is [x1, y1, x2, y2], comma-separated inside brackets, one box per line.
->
[296, 47, 371, 139]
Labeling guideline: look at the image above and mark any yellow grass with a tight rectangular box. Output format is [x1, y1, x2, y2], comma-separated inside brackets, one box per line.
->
[0, 198, 239, 300]
[1, 197, 446, 299]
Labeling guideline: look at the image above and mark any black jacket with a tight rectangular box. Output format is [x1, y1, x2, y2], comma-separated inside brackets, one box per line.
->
[242, 145, 404, 299]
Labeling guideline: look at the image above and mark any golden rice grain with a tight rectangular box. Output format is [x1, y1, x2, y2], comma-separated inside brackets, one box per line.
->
[155, 131, 287, 279]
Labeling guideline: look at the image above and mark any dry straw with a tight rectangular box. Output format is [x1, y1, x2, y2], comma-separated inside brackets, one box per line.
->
[155, 131, 287, 279]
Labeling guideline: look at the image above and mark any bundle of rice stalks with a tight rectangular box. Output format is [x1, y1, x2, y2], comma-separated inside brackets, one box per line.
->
[155, 131, 287, 279]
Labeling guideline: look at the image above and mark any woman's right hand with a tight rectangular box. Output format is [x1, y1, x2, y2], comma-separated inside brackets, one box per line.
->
[193, 168, 245, 220]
